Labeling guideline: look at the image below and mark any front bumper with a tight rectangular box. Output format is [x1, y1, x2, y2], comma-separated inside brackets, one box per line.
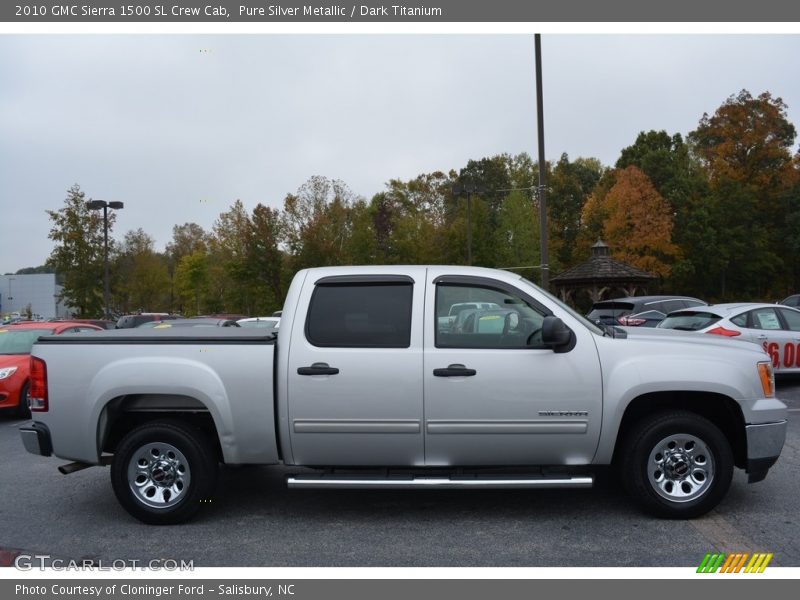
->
[20, 422, 52, 457]
[745, 420, 787, 483]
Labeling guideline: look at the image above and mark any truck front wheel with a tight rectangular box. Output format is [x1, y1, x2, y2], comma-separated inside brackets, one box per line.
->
[621, 410, 733, 519]
[111, 420, 218, 525]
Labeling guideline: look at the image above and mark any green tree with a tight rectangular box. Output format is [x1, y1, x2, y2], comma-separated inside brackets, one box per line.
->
[175, 249, 209, 316]
[616, 130, 710, 294]
[166, 222, 208, 313]
[548, 154, 604, 270]
[46, 184, 112, 316]
[689, 90, 799, 298]
[247, 203, 285, 312]
[282, 176, 359, 270]
[112, 229, 170, 313]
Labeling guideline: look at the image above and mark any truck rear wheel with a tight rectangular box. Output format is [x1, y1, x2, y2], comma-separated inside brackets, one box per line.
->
[111, 420, 218, 525]
[621, 410, 733, 519]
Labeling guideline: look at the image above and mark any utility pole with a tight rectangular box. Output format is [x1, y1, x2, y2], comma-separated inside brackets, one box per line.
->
[535, 33, 549, 291]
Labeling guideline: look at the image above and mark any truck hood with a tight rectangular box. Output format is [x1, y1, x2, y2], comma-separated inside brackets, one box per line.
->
[617, 326, 767, 358]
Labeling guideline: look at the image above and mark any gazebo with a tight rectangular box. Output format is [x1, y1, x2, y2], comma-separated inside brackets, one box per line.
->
[551, 240, 656, 307]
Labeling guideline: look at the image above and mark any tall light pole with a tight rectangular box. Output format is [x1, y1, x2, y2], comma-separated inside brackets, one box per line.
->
[87, 200, 124, 319]
[452, 181, 485, 266]
[535, 33, 549, 291]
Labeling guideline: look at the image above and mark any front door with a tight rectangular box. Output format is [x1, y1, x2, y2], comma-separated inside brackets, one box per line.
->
[423, 271, 603, 466]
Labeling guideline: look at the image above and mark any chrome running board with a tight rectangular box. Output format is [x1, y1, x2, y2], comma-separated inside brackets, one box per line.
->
[286, 474, 593, 490]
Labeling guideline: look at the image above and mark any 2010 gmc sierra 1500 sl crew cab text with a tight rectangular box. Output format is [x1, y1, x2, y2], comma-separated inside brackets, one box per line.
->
[20, 266, 787, 524]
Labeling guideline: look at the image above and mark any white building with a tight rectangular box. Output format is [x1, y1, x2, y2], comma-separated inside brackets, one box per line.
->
[0, 274, 70, 320]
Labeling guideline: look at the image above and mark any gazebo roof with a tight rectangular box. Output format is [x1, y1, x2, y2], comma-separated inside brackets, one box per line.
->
[551, 240, 656, 287]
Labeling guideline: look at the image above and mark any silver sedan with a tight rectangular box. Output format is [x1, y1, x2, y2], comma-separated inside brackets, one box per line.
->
[658, 303, 800, 373]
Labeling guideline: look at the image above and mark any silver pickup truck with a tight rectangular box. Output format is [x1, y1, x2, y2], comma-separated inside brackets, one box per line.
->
[21, 266, 787, 524]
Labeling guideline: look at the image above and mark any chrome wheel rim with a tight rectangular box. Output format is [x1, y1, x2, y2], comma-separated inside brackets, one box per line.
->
[647, 433, 714, 503]
[127, 442, 191, 509]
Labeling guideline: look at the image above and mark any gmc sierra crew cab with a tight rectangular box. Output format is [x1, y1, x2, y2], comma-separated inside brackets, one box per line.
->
[20, 266, 788, 524]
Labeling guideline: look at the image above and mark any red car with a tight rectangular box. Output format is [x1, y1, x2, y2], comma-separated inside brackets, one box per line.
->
[0, 321, 102, 418]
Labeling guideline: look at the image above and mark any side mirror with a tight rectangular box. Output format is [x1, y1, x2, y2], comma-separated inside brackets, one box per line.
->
[541, 316, 575, 353]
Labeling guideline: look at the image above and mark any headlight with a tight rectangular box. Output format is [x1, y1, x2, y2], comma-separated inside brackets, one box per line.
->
[0, 367, 18, 380]
[757, 362, 775, 398]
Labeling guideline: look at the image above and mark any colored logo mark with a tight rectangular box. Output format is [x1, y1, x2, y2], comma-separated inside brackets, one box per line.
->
[697, 553, 773, 573]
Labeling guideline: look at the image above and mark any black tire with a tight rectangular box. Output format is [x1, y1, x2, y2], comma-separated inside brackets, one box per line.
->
[620, 410, 733, 519]
[111, 420, 218, 525]
[17, 383, 31, 419]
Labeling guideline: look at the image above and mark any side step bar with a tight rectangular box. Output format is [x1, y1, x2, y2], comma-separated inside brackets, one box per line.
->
[287, 474, 593, 490]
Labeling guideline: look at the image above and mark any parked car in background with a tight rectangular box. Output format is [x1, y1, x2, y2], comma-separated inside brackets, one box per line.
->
[116, 313, 179, 329]
[0, 321, 102, 417]
[51, 318, 116, 330]
[587, 296, 706, 327]
[146, 318, 240, 328]
[237, 317, 280, 330]
[658, 303, 800, 373]
[437, 301, 501, 332]
[780, 294, 800, 308]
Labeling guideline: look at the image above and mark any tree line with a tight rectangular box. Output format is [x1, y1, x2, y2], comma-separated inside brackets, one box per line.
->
[38, 89, 800, 317]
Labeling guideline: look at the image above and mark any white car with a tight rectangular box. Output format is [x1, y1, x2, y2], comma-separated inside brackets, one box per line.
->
[658, 303, 800, 373]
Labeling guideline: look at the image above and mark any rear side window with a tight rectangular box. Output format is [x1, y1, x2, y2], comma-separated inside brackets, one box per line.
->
[659, 311, 721, 331]
[306, 282, 413, 348]
[587, 302, 635, 320]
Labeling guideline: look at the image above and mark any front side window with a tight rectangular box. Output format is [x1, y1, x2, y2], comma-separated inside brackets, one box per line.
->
[436, 283, 546, 349]
[306, 282, 413, 348]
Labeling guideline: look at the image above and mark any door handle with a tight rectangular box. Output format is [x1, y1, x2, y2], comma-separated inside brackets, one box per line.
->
[298, 362, 340, 376]
[433, 364, 477, 377]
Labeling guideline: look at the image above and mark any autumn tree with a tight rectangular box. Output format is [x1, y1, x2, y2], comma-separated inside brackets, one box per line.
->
[582, 166, 679, 278]
[46, 184, 112, 316]
[689, 90, 799, 298]
[616, 130, 711, 293]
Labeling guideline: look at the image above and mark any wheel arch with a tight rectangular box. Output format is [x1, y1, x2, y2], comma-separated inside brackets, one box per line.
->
[98, 394, 223, 462]
[611, 391, 747, 469]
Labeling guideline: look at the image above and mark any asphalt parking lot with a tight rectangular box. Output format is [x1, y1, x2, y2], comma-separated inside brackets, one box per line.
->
[1, 379, 799, 568]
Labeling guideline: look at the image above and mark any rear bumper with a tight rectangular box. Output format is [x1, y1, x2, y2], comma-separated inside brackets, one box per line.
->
[745, 420, 786, 483]
[20, 422, 52, 457]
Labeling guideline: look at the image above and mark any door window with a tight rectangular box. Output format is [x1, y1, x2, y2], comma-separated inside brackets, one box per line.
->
[305, 282, 413, 348]
[748, 308, 782, 330]
[435, 283, 546, 349]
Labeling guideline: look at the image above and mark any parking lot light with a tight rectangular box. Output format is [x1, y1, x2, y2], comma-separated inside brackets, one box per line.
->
[86, 199, 124, 319]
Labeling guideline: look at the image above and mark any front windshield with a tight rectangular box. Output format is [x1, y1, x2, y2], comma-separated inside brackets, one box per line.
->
[0, 329, 51, 354]
[519, 277, 604, 335]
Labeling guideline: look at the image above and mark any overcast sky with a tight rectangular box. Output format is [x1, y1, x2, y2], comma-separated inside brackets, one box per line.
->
[1, 34, 799, 274]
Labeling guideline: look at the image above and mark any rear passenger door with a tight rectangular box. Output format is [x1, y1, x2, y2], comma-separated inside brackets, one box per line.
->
[286, 272, 425, 466]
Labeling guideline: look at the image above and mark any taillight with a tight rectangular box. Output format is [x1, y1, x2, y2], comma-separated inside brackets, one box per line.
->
[619, 316, 646, 326]
[29, 356, 48, 412]
[706, 326, 741, 337]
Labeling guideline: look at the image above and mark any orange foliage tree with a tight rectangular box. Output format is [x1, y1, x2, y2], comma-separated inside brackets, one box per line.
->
[582, 166, 679, 278]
